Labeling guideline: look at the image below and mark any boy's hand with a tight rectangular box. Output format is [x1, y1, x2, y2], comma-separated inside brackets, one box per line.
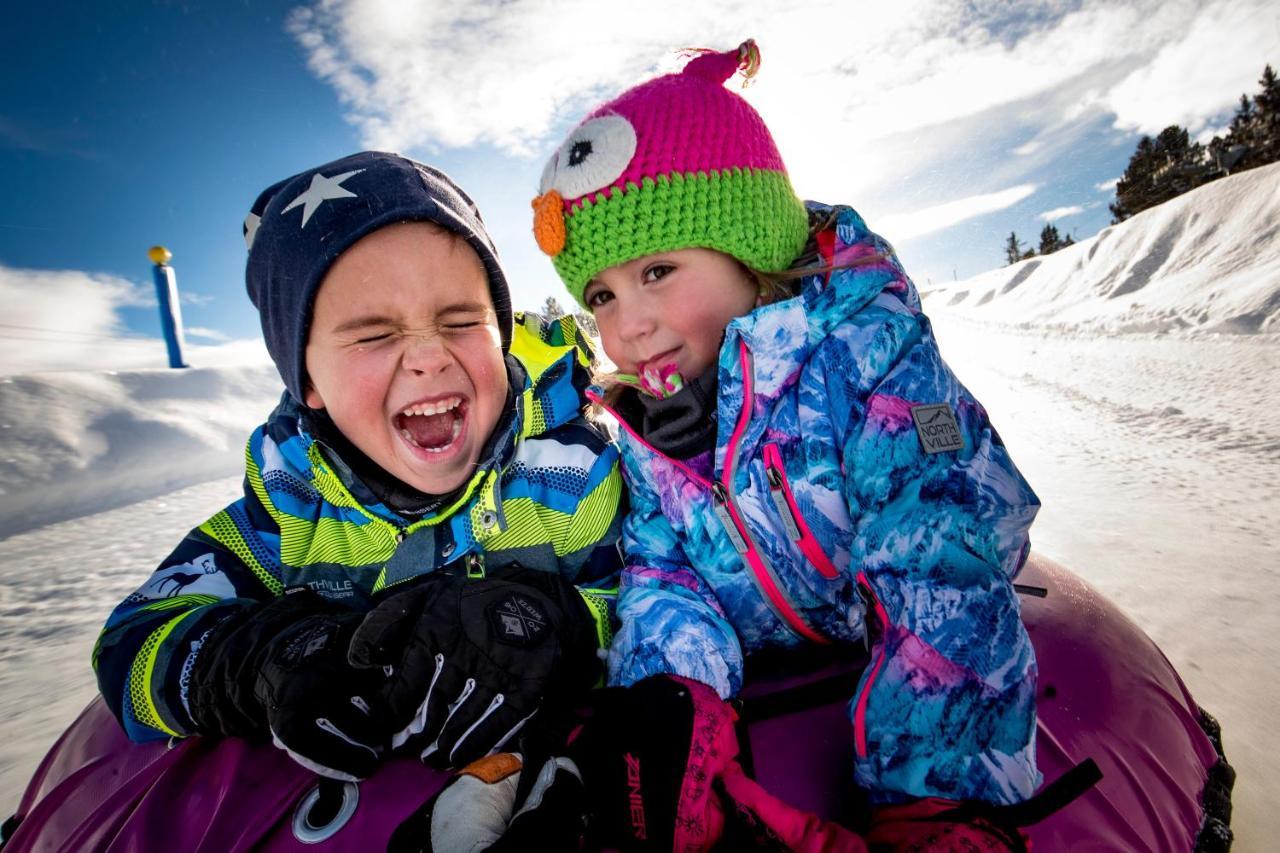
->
[188, 591, 387, 780]
[425, 752, 587, 852]
[348, 565, 599, 769]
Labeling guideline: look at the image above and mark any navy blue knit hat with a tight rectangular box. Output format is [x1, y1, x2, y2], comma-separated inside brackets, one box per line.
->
[244, 151, 513, 404]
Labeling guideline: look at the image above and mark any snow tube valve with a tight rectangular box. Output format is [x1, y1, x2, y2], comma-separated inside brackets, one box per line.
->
[291, 779, 359, 844]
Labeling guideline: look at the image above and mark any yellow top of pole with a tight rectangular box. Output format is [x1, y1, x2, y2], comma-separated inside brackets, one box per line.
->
[148, 245, 172, 266]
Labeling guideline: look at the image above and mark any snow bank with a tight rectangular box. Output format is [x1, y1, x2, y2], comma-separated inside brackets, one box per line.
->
[0, 366, 282, 538]
[921, 162, 1280, 334]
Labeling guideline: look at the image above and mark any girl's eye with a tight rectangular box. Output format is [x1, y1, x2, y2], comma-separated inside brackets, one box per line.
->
[443, 321, 482, 331]
[354, 333, 392, 344]
[643, 264, 674, 283]
[584, 289, 614, 309]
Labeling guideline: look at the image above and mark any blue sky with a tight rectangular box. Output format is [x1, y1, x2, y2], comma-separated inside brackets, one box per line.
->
[2, 0, 1275, 372]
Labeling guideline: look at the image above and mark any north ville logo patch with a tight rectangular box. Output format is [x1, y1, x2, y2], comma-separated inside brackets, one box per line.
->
[910, 404, 965, 454]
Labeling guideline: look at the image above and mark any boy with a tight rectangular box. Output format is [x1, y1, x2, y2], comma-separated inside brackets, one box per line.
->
[93, 151, 624, 781]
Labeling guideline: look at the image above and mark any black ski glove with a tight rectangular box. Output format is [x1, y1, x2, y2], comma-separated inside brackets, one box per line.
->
[348, 564, 600, 769]
[188, 590, 387, 780]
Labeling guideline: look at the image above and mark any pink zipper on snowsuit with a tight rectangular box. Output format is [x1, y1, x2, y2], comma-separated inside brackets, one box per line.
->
[762, 442, 839, 579]
[853, 572, 889, 759]
[588, 342, 828, 647]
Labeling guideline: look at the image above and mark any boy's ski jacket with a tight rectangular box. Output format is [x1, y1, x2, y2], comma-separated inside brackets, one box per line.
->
[595, 206, 1042, 806]
[95, 314, 624, 743]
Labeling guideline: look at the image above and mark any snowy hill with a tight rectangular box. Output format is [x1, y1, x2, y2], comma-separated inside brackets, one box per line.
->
[921, 161, 1280, 335]
[0, 366, 282, 537]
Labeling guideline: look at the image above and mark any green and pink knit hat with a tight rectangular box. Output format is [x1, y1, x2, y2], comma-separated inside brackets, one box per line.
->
[532, 39, 809, 307]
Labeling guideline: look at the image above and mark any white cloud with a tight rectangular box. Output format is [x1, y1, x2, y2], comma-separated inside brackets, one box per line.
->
[286, 0, 1275, 240]
[1102, 0, 1278, 135]
[1196, 123, 1233, 145]
[877, 184, 1037, 243]
[1095, 177, 1120, 192]
[0, 264, 263, 376]
[0, 265, 152, 374]
[186, 326, 230, 342]
[1039, 205, 1084, 221]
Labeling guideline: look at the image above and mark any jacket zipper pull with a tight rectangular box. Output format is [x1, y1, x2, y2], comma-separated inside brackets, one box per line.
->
[711, 483, 749, 554]
[765, 464, 803, 541]
[466, 552, 486, 579]
[856, 578, 878, 653]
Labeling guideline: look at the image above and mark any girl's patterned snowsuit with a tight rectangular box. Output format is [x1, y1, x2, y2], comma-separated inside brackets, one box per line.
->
[94, 315, 625, 743]
[596, 205, 1042, 805]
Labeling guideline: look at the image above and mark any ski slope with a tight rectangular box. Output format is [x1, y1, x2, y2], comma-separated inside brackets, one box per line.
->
[2, 164, 1278, 845]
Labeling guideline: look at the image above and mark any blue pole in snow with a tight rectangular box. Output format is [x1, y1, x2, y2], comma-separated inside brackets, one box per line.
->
[148, 245, 188, 369]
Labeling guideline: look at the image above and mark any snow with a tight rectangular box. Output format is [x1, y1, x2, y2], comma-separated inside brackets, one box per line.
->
[0, 365, 282, 538]
[923, 161, 1280, 335]
[1, 164, 1278, 845]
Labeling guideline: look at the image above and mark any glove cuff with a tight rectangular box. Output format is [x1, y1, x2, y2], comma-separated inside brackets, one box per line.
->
[576, 587, 615, 653]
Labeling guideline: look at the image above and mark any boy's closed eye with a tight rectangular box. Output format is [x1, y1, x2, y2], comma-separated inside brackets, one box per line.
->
[328, 317, 396, 346]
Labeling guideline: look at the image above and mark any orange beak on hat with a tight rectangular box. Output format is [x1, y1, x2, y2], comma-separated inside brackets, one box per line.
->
[531, 190, 566, 257]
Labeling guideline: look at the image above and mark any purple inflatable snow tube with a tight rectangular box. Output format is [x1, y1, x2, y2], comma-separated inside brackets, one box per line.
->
[3, 554, 1230, 850]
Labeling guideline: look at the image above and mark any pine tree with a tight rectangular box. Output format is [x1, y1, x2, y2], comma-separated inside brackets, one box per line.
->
[1110, 136, 1156, 222]
[1004, 232, 1025, 265]
[1110, 126, 1203, 221]
[540, 295, 566, 319]
[1228, 93, 1257, 162]
[574, 310, 598, 338]
[1256, 65, 1280, 115]
[1253, 65, 1280, 164]
[1231, 94, 1255, 135]
[1148, 125, 1200, 204]
[1038, 224, 1063, 255]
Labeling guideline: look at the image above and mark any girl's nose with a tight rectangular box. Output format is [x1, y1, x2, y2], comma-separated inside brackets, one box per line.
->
[615, 298, 656, 343]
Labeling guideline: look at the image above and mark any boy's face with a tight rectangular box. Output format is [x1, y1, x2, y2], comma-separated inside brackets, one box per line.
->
[304, 222, 509, 496]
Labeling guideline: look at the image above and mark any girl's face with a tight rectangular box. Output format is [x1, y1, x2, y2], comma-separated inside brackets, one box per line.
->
[584, 248, 759, 383]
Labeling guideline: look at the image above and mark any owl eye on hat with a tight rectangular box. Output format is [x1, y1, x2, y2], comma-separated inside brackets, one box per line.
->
[532, 39, 808, 308]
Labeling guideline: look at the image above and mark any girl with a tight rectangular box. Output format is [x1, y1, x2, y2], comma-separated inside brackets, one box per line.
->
[530, 41, 1041, 847]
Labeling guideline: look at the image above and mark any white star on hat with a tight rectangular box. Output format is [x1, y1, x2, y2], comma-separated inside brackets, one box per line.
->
[282, 169, 364, 228]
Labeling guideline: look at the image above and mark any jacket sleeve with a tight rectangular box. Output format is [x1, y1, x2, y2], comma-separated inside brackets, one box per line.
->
[559, 427, 627, 652]
[606, 473, 744, 699]
[93, 431, 286, 743]
[831, 303, 1041, 806]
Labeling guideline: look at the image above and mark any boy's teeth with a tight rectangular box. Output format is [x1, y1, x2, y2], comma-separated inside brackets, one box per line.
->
[399, 410, 463, 453]
[401, 396, 462, 417]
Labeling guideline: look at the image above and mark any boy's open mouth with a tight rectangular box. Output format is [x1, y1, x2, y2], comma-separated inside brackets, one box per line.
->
[395, 396, 465, 454]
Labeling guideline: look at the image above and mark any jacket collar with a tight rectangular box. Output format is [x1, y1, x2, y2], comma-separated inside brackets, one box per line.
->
[723, 203, 919, 403]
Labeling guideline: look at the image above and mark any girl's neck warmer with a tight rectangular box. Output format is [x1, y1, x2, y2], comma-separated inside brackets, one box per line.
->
[615, 364, 720, 461]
